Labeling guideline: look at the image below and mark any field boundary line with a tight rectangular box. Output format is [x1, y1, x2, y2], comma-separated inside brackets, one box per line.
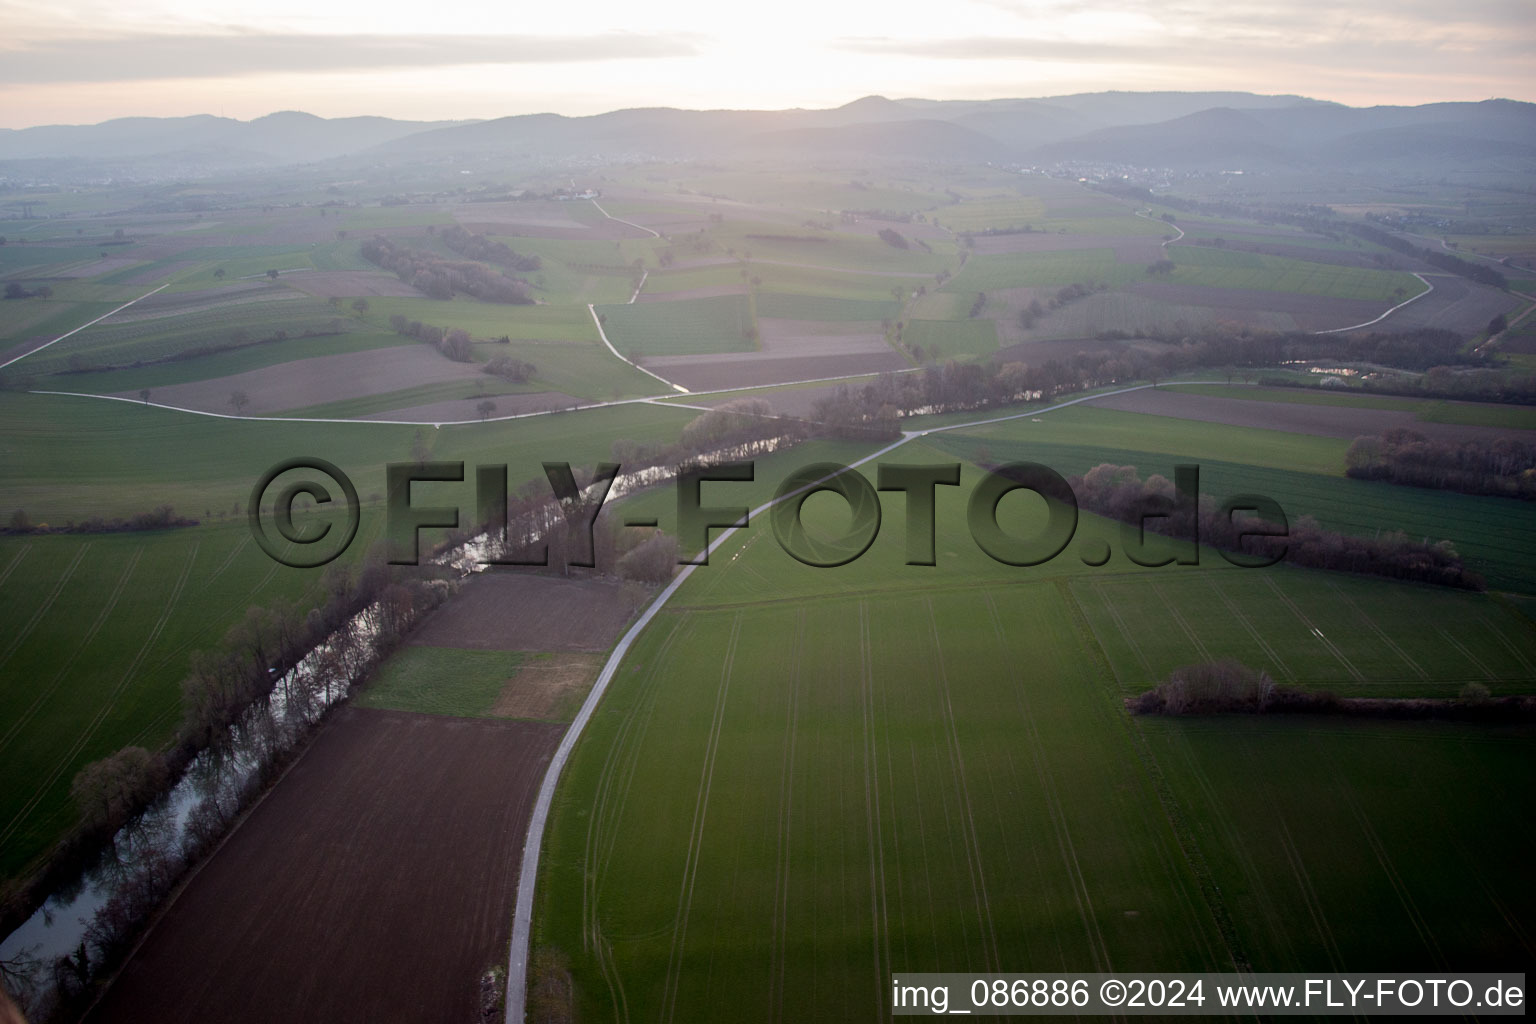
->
[0, 283, 169, 371]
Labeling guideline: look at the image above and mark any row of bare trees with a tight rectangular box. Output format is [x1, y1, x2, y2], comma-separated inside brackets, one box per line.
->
[439, 225, 541, 272]
[361, 235, 533, 304]
[5, 552, 451, 1019]
[1065, 463, 1483, 589]
[1346, 428, 1536, 500]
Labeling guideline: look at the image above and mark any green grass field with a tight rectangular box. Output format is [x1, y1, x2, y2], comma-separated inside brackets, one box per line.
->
[533, 444, 1536, 1019]
[26, 292, 356, 376]
[1168, 246, 1427, 302]
[933, 408, 1536, 593]
[0, 393, 697, 879]
[0, 391, 694, 522]
[40, 331, 414, 393]
[0, 518, 371, 878]
[595, 294, 756, 358]
[903, 318, 999, 359]
[353, 645, 524, 718]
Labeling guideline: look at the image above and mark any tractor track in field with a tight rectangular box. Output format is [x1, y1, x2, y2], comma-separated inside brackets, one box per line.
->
[659, 613, 742, 1024]
[858, 601, 893, 1005]
[0, 542, 91, 676]
[0, 543, 194, 849]
[924, 597, 1000, 972]
[767, 610, 805, 1024]
[1208, 578, 1295, 682]
[0, 548, 142, 758]
[985, 591, 1110, 974]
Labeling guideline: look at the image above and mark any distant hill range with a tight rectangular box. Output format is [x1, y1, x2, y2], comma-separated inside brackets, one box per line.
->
[3, 92, 1532, 179]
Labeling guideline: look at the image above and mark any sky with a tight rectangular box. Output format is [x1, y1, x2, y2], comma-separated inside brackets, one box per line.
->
[0, 0, 1532, 128]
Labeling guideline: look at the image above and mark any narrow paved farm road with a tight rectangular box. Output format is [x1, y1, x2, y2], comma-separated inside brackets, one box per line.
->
[1311, 272, 1434, 334]
[0, 283, 169, 371]
[590, 198, 661, 239]
[587, 303, 690, 393]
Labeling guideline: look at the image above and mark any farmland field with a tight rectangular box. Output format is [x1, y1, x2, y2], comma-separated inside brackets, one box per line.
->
[82, 706, 563, 1024]
[531, 448, 1536, 1020]
[4, 146, 1536, 1024]
[595, 294, 757, 357]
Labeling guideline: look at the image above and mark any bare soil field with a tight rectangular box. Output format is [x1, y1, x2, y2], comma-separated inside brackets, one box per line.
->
[1377, 274, 1522, 333]
[408, 572, 650, 652]
[112, 344, 476, 414]
[492, 653, 603, 720]
[1128, 281, 1384, 331]
[356, 390, 586, 422]
[755, 318, 892, 357]
[1086, 387, 1536, 442]
[636, 284, 748, 302]
[84, 706, 561, 1024]
[284, 270, 425, 299]
[646, 349, 908, 391]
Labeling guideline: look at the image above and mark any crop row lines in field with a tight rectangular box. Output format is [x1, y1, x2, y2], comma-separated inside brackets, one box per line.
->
[0, 542, 91, 674]
[0, 542, 196, 849]
[660, 613, 742, 1024]
[767, 610, 804, 1024]
[0, 547, 142, 759]
[925, 597, 1001, 972]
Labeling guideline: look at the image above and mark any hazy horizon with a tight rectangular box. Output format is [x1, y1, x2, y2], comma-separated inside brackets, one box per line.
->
[2, 0, 1532, 130]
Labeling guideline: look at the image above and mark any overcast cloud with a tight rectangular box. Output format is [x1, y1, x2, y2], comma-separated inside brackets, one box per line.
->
[0, 0, 1528, 127]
